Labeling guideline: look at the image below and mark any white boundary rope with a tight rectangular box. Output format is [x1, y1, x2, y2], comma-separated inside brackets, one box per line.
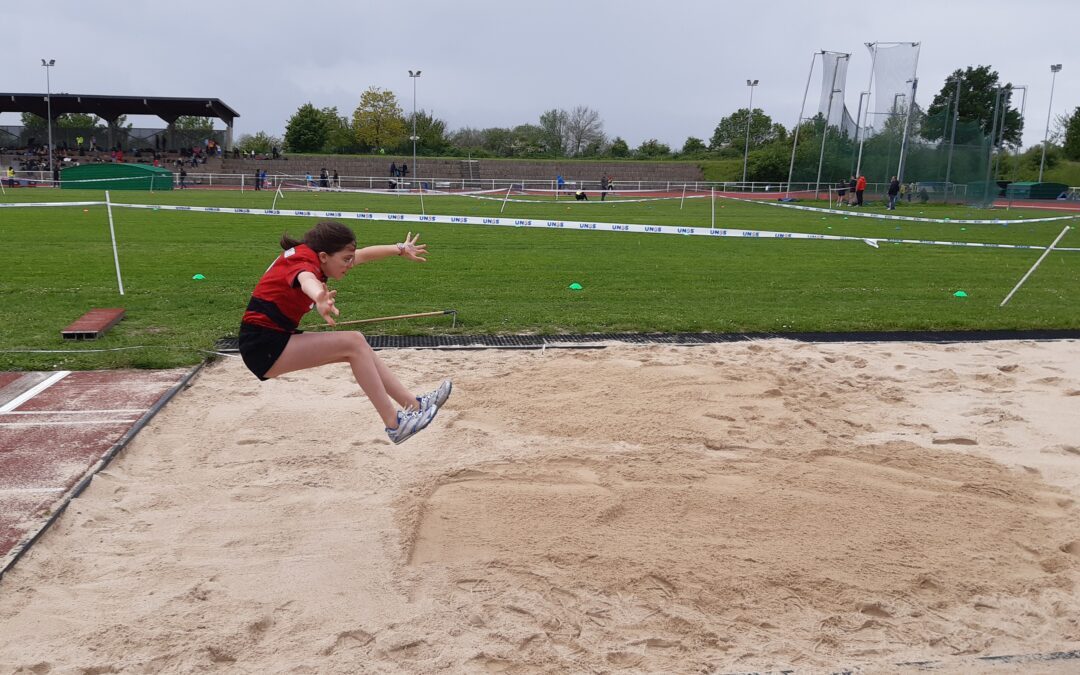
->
[718, 193, 1079, 226]
[3, 199, 1076, 252]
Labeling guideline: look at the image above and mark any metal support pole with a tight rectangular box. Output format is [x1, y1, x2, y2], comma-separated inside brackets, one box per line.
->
[815, 55, 843, 198]
[742, 79, 759, 185]
[897, 77, 919, 182]
[786, 51, 819, 196]
[944, 76, 962, 203]
[1039, 64, 1062, 182]
[41, 59, 56, 181]
[408, 70, 422, 190]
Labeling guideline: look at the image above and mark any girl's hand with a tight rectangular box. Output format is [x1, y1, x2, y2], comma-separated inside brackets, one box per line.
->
[315, 284, 339, 325]
[397, 232, 428, 262]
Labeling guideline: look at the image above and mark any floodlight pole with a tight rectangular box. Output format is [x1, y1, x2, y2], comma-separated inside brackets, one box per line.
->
[408, 70, 421, 191]
[786, 51, 820, 197]
[41, 58, 56, 182]
[1038, 64, 1062, 182]
[741, 79, 759, 187]
[851, 90, 869, 172]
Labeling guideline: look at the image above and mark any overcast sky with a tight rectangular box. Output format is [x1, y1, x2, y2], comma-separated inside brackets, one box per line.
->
[5, 0, 1075, 150]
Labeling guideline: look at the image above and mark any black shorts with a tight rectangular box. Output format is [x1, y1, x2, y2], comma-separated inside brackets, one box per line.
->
[238, 323, 293, 381]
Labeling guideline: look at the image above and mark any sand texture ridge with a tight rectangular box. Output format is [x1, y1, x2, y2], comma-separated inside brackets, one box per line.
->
[1, 340, 1079, 673]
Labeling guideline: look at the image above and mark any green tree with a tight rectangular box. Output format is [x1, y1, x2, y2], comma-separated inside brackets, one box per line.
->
[236, 131, 282, 155]
[404, 110, 450, 155]
[510, 124, 546, 157]
[352, 88, 406, 152]
[320, 106, 355, 153]
[710, 108, 778, 152]
[285, 103, 329, 153]
[681, 137, 707, 155]
[174, 116, 214, 131]
[636, 139, 671, 158]
[56, 113, 102, 129]
[608, 137, 630, 158]
[923, 66, 1022, 145]
[1062, 107, 1080, 161]
[538, 109, 568, 156]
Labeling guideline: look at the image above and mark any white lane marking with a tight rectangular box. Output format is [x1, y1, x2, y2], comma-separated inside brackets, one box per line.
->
[0, 371, 71, 413]
[0, 409, 146, 415]
[0, 419, 137, 427]
[0, 487, 66, 494]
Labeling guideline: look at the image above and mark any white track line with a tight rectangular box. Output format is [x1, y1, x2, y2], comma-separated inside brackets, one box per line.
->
[0, 371, 70, 413]
[0, 419, 137, 427]
[0, 409, 146, 415]
[0, 487, 65, 494]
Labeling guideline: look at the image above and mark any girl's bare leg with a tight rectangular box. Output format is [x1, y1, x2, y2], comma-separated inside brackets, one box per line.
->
[264, 331, 404, 427]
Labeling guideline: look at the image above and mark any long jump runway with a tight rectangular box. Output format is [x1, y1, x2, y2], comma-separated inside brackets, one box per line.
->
[0, 368, 195, 577]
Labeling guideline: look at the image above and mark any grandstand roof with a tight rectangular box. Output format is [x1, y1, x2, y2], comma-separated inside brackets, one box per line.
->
[0, 93, 239, 126]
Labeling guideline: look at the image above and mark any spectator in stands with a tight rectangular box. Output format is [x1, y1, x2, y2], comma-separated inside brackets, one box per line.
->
[400, 162, 408, 178]
[855, 174, 867, 206]
[254, 168, 262, 191]
[333, 169, 340, 188]
[320, 168, 329, 188]
[887, 176, 900, 210]
[5, 166, 14, 187]
[390, 161, 398, 177]
[260, 169, 268, 190]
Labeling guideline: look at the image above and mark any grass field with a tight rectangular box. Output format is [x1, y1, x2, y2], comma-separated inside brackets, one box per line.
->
[0, 186, 1077, 370]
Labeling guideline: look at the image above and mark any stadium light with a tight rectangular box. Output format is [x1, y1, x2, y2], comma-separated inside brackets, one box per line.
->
[1039, 63, 1063, 182]
[408, 70, 421, 189]
[41, 58, 56, 181]
[742, 79, 759, 186]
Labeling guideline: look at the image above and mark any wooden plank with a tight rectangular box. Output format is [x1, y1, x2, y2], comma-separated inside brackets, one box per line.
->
[61, 308, 125, 340]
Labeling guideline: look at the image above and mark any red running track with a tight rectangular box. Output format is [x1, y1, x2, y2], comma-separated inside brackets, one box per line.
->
[0, 369, 189, 573]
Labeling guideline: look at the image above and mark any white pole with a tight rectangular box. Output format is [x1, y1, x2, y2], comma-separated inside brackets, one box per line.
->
[105, 190, 125, 296]
[1039, 65, 1063, 182]
[680, 183, 687, 209]
[999, 225, 1071, 307]
[786, 51, 819, 197]
[499, 186, 512, 213]
[272, 186, 283, 210]
[419, 184, 425, 216]
[711, 187, 715, 228]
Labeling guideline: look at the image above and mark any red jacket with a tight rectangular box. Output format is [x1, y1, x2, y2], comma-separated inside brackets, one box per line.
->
[856, 176, 867, 191]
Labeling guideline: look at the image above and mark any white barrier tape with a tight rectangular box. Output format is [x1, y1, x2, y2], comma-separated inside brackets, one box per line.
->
[4, 199, 1075, 252]
[0, 201, 106, 208]
[109, 202, 1079, 252]
[720, 193, 1080, 225]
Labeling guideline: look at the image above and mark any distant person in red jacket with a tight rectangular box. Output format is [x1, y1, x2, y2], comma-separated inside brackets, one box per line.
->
[855, 174, 867, 206]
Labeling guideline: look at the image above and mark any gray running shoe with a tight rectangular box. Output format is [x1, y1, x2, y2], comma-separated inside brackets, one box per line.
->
[416, 379, 453, 413]
[386, 405, 438, 445]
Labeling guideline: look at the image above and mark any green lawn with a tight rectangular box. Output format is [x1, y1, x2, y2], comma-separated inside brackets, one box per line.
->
[0, 187, 1077, 370]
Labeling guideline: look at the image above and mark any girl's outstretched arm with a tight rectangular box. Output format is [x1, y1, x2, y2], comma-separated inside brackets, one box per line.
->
[351, 232, 427, 266]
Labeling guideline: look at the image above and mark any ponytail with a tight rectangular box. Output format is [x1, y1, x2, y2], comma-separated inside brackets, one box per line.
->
[279, 221, 355, 253]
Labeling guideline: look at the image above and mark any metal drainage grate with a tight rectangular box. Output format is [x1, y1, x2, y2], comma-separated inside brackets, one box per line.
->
[215, 329, 1080, 353]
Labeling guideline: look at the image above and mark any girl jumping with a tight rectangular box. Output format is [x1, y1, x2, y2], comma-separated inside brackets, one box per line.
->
[239, 221, 451, 444]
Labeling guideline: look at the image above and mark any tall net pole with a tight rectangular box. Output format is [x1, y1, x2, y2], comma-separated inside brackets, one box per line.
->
[786, 51, 819, 197]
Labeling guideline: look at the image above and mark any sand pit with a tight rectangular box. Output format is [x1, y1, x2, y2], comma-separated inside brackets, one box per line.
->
[1, 339, 1079, 673]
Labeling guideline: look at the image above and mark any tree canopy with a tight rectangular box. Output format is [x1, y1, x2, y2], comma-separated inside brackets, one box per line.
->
[922, 66, 1022, 146]
[352, 88, 406, 152]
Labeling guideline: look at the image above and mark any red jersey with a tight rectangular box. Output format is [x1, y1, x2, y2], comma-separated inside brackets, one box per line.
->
[856, 176, 867, 191]
[241, 244, 325, 332]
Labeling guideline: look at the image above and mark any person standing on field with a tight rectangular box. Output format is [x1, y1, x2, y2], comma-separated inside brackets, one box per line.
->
[887, 176, 900, 210]
[855, 174, 867, 206]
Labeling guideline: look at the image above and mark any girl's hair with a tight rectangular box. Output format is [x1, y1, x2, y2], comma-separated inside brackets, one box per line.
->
[280, 221, 356, 253]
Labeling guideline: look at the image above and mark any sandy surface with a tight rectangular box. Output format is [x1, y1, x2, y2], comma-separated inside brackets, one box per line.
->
[1, 340, 1079, 674]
